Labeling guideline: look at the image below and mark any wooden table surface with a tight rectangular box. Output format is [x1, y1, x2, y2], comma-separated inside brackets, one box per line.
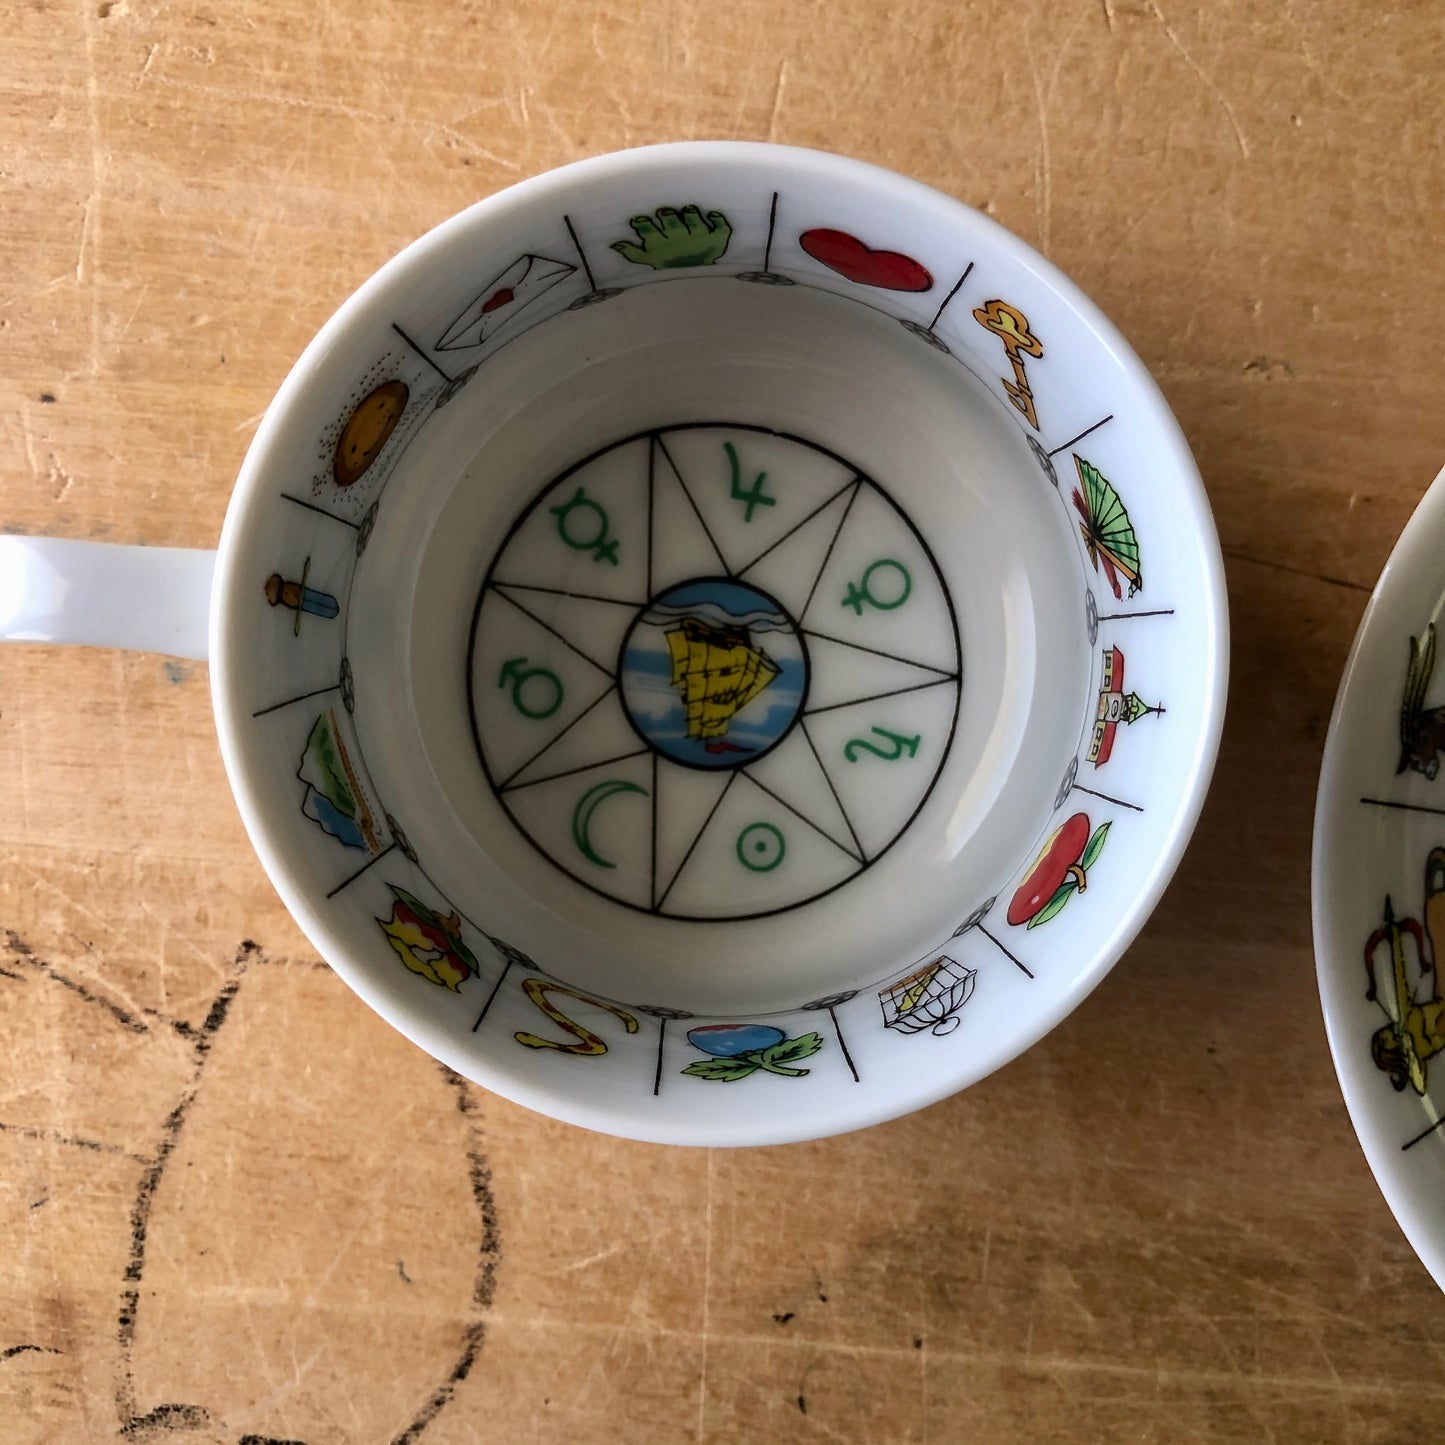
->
[3, 2, 1444, 1441]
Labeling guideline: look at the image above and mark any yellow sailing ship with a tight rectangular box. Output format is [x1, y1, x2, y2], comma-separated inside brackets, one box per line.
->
[665, 618, 780, 748]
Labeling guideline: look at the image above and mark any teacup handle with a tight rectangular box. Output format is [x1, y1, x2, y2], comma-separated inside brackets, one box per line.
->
[0, 537, 215, 661]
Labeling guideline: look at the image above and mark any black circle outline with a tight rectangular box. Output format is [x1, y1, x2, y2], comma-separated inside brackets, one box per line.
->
[465, 422, 963, 923]
[615, 575, 811, 773]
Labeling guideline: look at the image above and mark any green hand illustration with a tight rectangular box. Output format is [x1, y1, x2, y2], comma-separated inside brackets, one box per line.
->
[611, 205, 733, 269]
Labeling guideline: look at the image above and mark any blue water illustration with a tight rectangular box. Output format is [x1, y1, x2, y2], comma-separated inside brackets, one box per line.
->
[302, 789, 367, 851]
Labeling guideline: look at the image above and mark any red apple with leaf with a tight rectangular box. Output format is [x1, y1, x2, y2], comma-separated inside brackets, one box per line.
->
[1007, 814, 1111, 929]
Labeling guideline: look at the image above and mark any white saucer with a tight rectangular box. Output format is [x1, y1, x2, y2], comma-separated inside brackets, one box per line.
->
[1315, 461, 1445, 1287]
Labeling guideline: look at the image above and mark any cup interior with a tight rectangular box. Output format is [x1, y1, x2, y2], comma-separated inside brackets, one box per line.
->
[213, 144, 1226, 1143]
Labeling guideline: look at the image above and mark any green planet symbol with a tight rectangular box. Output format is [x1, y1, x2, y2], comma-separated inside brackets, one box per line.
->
[571, 778, 649, 869]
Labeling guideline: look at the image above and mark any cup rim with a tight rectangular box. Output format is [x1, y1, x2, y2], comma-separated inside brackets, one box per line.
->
[209, 141, 1230, 1145]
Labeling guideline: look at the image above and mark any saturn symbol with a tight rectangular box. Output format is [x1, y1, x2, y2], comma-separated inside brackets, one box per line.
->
[571, 779, 649, 869]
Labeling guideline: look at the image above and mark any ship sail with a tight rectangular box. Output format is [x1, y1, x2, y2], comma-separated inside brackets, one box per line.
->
[665, 618, 780, 743]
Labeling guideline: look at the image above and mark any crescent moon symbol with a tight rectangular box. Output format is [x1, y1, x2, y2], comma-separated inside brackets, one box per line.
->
[572, 779, 648, 869]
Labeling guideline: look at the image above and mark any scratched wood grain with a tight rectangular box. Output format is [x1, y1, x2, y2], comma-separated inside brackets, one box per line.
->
[2, 1, 1444, 1441]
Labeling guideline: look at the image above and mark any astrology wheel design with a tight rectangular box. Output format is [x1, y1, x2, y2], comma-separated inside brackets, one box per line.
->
[467, 424, 962, 921]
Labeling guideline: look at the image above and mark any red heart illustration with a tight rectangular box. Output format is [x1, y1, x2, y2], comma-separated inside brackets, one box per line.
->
[798, 229, 933, 292]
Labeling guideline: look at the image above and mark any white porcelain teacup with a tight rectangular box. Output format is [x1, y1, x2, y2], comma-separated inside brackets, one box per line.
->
[0, 143, 1227, 1144]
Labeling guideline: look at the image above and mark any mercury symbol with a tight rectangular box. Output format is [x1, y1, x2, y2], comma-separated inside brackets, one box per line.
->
[549, 487, 620, 565]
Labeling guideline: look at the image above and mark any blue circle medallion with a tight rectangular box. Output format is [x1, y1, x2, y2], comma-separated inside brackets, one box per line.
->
[619, 578, 808, 770]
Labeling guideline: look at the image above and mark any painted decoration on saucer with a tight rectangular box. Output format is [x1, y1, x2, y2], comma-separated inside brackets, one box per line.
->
[1397, 623, 1445, 779]
[1363, 849, 1445, 1096]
